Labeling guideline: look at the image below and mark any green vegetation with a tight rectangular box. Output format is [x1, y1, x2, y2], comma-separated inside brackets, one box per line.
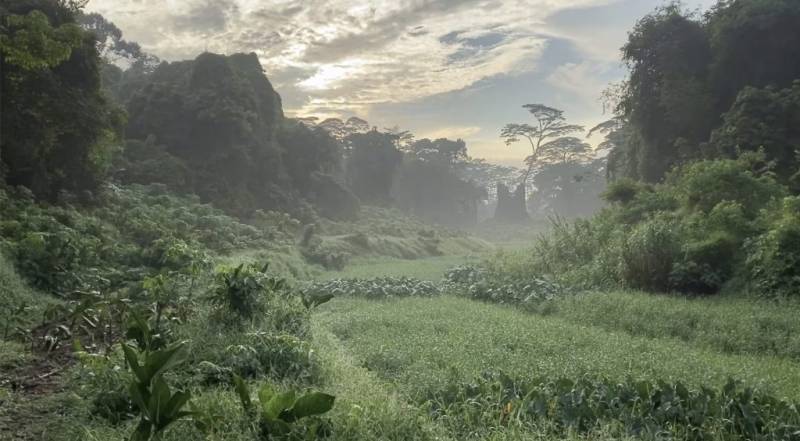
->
[314, 296, 800, 439]
[4, 0, 800, 440]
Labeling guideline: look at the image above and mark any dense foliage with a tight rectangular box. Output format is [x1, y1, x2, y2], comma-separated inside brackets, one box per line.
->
[431, 372, 800, 440]
[1, 0, 124, 200]
[302, 277, 440, 300]
[609, 0, 800, 184]
[480, 152, 799, 296]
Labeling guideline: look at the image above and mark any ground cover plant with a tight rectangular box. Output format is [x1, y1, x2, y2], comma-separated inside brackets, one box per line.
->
[313, 295, 800, 439]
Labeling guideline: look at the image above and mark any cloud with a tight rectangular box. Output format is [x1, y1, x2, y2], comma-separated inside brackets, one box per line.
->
[84, 0, 719, 163]
[86, 0, 615, 117]
[418, 126, 483, 140]
[546, 60, 612, 108]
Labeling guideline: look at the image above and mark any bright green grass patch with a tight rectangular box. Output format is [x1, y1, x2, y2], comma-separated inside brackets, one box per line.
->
[310, 326, 451, 441]
[318, 254, 483, 281]
[314, 296, 800, 402]
[542, 291, 800, 360]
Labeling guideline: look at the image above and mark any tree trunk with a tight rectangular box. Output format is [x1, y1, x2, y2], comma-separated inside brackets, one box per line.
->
[493, 182, 528, 223]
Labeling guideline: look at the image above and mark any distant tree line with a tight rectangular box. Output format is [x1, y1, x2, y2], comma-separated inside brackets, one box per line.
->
[0, 0, 494, 227]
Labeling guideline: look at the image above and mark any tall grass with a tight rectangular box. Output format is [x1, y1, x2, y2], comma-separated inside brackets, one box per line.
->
[539, 291, 800, 360]
[314, 296, 800, 402]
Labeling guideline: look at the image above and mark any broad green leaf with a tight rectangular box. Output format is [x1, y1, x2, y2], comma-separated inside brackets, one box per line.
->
[149, 376, 171, 425]
[265, 391, 295, 421]
[164, 390, 192, 421]
[258, 384, 276, 416]
[122, 344, 148, 384]
[233, 374, 252, 411]
[289, 392, 335, 420]
[129, 381, 150, 416]
[145, 343, 186, 381]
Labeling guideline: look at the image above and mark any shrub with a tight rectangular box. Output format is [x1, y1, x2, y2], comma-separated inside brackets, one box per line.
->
[233, 375, 335, 440]
[209, 263, 288, 320]
[620, 215, 683, 292]
[746, 197, 800, 298]
[669, 156, 785, 217]
[602, 177, 645, 204]
[670, 232, 738, 294]
[444, 264, 565, 307]
[302, 277, 440, 300]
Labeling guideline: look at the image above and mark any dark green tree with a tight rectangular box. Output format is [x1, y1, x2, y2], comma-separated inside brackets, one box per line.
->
[618, 3, 713, 182]
[706, 0, 800, 114]
[345, 130, 403, 205]
[710, 82, 800, 189]
[1, 0, 124, 200]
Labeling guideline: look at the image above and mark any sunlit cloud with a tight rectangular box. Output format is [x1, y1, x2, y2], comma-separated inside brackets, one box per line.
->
[85, 0, 716, 162]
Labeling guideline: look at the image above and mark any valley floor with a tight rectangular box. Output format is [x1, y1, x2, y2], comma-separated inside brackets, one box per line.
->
[309, 253, 800, 440]
[5, 250, 800, 440]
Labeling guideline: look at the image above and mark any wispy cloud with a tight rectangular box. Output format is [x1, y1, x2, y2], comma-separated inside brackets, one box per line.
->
[85, 0, 716, 162]
[86, 0, 616, 116]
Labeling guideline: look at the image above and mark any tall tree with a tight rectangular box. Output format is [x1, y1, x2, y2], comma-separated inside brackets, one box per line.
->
[497, 104, 583, 221]
[1, 0, 123, 200]
[501, 104, 584, 185]
[345, 130, 403, 205]
[618, 3, 713, 182]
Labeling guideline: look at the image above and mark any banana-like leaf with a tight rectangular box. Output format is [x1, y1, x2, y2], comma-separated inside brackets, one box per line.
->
[157, 391, 192, 430]
[233, 374, 252, 411]
[149, 376, 172, 425]
[129, 381, 150, 417]
[264, 391, 295, 421]
[258, 383, 275, 411]
[144, 343, 186, 382]
[288, 392, 335, 420]
[122, 344, 148, 384]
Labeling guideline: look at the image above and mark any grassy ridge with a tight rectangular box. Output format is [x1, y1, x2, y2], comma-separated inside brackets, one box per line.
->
[540, 291, 800, 360]
[314, 296, 800, 402]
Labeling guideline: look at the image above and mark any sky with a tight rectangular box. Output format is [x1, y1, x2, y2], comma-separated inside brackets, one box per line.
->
[86, 0, 717, 165]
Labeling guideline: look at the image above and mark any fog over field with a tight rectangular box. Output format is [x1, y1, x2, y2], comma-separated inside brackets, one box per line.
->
[2, 1, 800, 440]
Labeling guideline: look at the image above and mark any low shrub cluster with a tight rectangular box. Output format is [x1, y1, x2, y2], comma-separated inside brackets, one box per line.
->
[65, 260, 334, 440]
[429, 371, 800, 440]
[0, 184, 279, 294]
[444, 264, 564, 308]
[484, 153, 800, 297]
[301, 277, 440, 300]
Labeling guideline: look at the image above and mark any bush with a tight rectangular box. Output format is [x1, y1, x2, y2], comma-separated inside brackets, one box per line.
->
[618, 215, 682, 292]
[477, 154, 791, 297]
[746, 197, 800, 298]
[444, 264, 564, 307]
[669, 156, 785, 217]
[208, 263, 289, 320]
[302, 277, 440, 300]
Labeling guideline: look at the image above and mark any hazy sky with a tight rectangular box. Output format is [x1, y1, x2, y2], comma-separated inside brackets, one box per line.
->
[86, 0, 716, 165]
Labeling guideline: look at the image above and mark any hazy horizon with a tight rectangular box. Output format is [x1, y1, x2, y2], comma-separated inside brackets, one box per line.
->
[86, 0, 715, 165]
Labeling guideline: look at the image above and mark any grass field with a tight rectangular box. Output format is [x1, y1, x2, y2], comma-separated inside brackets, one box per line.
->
[314, 296, 800, 400]
[307, 251, 800, 439]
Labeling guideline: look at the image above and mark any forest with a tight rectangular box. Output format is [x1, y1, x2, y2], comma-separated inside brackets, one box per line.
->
[2, 0, 800, 440]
